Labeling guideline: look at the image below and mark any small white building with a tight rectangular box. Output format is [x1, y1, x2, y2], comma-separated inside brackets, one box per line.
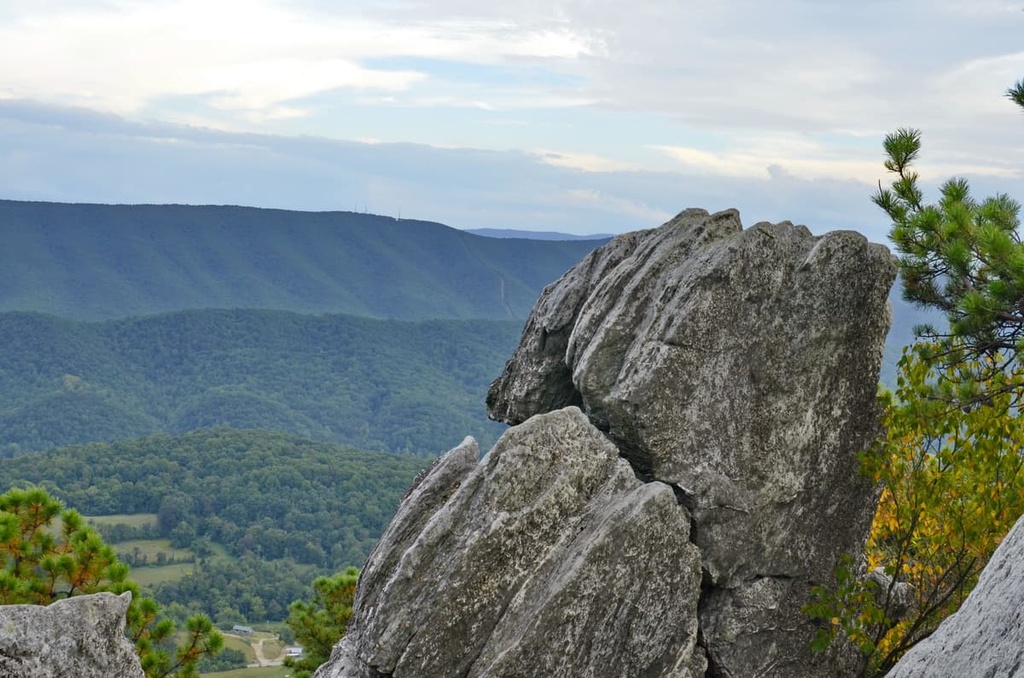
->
[285, 646, 304, 658]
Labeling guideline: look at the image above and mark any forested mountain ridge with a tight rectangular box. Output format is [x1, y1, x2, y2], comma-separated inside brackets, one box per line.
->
[0, 198, 937, 457]
[0, 309, 520, 456]
[0, 199, 606, 321]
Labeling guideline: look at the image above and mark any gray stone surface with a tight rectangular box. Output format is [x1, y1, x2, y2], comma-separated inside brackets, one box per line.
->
[0, 591, 143, 678]
[316, 407, 704, 678]
[886, 513, 1024, 678]
[488, 208, 895, 677]
[319, 208, 895, 678]
[353, 436, 480, 624]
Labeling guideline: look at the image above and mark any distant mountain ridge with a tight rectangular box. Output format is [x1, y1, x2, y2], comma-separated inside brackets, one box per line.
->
[0, 200, 604, 321]
[466, 228, 615, 241]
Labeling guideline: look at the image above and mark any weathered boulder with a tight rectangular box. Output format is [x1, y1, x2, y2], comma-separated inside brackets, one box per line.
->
[886, 513, 1024, 678]
[488, 208, 895, 676]
[318, 208, 895, 678]
[317, 407, 705, 678]
[0, 591, 143, 678]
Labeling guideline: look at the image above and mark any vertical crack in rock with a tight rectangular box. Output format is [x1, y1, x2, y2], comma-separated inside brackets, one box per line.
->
[317, 208, 895, 678]
[485, 208, 895, 678]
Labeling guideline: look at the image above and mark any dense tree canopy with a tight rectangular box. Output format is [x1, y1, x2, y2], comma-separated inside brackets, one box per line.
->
[0, 310, 517, 456]
[0, 200, 604, 321]
[0, 429, 429, 623]
[0, 429, 428, 571]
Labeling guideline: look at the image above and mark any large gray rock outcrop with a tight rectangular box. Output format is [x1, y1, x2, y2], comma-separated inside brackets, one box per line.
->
[317, 408, 706, 678]
[886, 513, 1024, 678]
[317, 208, 895, 678]
[488, 208, 895, 677]
[0, 591, 143, 678]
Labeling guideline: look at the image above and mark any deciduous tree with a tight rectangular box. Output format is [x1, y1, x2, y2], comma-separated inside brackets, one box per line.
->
[804, 77, 1024, 676]
[805, 346, 1024, 676]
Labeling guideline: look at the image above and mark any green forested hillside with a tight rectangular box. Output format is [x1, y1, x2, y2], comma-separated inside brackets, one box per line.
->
[0, 200, 604, 321]
[0, 298, 935, 458]
[0, 309, 520, 455]
[0, 428, 430, 620]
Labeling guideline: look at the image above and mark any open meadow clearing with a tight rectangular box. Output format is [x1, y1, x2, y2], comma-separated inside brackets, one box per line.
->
[84, 513, 158, 528]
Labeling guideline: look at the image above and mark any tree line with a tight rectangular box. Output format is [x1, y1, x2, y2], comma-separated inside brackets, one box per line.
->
[0, 428, 428, 571]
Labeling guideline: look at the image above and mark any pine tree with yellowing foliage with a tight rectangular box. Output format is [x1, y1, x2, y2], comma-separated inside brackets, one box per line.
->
[805, 345, 1024, 676]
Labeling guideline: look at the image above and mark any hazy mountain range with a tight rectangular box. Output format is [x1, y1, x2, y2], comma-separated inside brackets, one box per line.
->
[0, 199, 603, 321]
[465, 228, 616, 241]
[0, 199, 937, 457]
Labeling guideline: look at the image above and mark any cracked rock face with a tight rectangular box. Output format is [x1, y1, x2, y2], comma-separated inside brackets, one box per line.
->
[316, 408, 705, 678]
[885, 513, 1024, 678]
[0, 592, 144, 678]
[488, 208, 895, 677]
[316, 208, 895, 678]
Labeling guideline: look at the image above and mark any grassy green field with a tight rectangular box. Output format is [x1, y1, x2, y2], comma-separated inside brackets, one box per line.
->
[109, 537, 197, 586]
[129, 562, 195, 587]
[80, 515, 238, 587]
[220, 636, 257, 665]
[208, 542, 232, 559]
[201, 668, 293, 678]
[55, 509, 233, 597]
[84, 513, 158, 528]
[260, 637, 284, 662]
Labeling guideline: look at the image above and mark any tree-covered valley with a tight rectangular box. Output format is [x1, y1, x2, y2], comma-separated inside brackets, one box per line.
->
[0, 201, 614, 674]
[0, 285, 937, 457]
[0, 429, 426, 624]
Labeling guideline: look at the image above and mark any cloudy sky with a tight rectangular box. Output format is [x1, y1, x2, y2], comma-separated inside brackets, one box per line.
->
[1, 0, 1022, 238]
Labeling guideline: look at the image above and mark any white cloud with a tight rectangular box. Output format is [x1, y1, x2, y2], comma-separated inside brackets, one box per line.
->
[655, 146, 773, 179]
[0, 102, 892, 238]
[1, 0, 1022, 217]
[933, 52, 1024, 120]
[535, 149, 642, 172]
[562, 188, 672, 224]
[204, 59, 426, 111]
[651, 130, 885, 182]
[0, 0, 596, 116]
